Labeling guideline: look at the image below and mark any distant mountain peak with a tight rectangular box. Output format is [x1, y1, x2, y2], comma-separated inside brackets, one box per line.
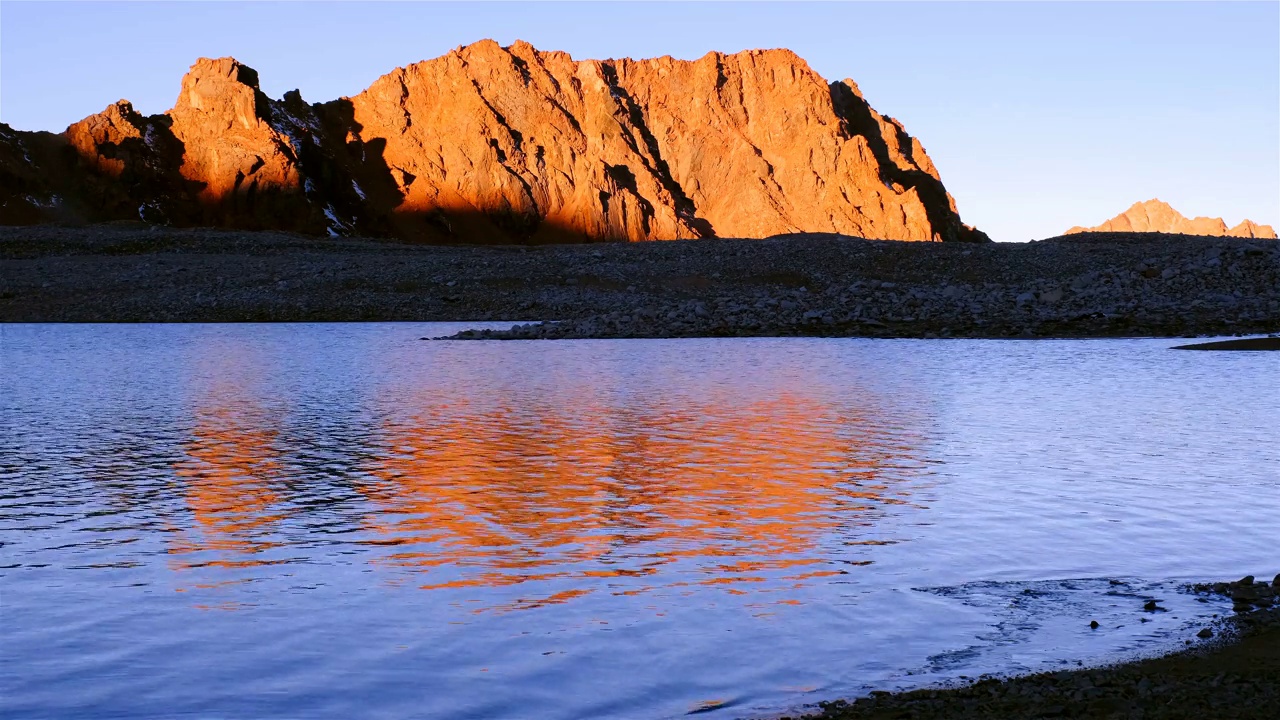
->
[1067, 200, 1276, 239]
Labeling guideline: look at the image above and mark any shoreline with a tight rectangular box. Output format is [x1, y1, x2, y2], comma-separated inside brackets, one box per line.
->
[779, 576, 1280, 720]
[1, 226, 1276, 338]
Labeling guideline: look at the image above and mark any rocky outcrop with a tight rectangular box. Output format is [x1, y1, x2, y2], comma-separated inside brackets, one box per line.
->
[1067, 199, 1276, 239]
[0, 41, 987, 243]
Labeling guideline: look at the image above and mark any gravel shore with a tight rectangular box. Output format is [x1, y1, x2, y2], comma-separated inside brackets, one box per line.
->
[1, 224, 1277, 338]
[782, 575, 1280, 720]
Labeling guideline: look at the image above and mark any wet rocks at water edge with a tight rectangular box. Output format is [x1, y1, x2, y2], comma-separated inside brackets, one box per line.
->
[782, 571, 1280, 720]
[1192, 575, 1277, 613]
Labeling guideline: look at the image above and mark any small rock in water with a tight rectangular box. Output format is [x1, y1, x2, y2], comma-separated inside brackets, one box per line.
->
[1089, 620, 1100, 629]
[1197, 628, 1214, 638]
[1143, 600, 1162, 611]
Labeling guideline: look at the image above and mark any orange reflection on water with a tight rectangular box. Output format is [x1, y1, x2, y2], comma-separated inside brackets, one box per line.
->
[360, 387, 928, 605]
[168, 400, 288, 575]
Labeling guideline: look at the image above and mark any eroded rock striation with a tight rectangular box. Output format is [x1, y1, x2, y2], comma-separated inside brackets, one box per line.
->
[0, 41, 987, 243]
[1067, 199, 1277, 239]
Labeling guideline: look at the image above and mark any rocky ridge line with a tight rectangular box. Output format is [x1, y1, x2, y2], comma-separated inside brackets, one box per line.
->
[0, 41, 988, 245]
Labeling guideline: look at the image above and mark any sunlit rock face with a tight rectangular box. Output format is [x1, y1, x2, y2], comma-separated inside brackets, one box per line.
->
[1066, 199, 1277, 239]
[0, 41, 988, 243]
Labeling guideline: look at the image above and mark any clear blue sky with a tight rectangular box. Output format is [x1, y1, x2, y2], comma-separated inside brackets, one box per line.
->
[2, 1, 1276, 241]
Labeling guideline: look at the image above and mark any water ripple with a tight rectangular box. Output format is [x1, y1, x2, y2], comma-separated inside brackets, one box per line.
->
[1, 324, 1277, 719]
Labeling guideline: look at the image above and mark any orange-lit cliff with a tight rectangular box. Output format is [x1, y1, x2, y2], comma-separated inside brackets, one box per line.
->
[0, 41, 987, 243]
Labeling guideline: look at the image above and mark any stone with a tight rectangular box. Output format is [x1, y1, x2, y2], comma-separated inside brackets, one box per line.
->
[1197, 628, 1213, 638]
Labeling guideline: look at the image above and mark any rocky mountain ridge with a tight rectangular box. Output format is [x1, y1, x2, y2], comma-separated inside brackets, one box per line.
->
[1067, 199, 1276, 239]
[0, 41, 988, 244]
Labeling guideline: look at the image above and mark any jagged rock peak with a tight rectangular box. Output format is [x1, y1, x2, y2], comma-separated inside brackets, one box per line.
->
[184, 57, 263, 90]
[1066, 199, 1276, 239]
[170, 57, 268, 127]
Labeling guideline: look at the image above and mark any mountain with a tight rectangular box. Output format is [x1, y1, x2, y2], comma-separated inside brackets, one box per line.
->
[0, 41, 988, 243]
[1066, 199, 1276, 239]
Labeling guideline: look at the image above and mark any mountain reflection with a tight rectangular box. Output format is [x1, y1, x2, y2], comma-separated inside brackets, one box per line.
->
[360, 383, 931, 606]
[168, 379, 288, 578]
[159, 340, 935, 610]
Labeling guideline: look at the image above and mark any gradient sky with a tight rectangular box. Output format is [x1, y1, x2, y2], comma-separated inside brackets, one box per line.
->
[2, 1, 1276, 242]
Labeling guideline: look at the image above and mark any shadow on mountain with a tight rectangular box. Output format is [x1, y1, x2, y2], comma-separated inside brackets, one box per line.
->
[4, 88, 978, 245]
[829, 82, 987, 244]
[0, 98, 672, 245]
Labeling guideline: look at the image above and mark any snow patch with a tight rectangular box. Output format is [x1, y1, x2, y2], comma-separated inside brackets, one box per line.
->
[267, 99, 322, 156]
[351, 180, 366, 200]
[323, 205, 349, 237]
[23, 193, 62, 209]
[137, 201, 165, 223]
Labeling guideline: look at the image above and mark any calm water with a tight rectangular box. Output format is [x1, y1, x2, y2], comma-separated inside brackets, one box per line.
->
[2, 324, 1277, 719]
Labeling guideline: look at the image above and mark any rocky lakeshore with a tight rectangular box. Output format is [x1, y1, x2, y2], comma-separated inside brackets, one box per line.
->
[1, 225, 1278, 336]
[783, 575, 1280, 720]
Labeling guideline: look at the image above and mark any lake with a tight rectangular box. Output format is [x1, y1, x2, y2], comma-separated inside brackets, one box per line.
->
[2, 324, 1277, 719]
